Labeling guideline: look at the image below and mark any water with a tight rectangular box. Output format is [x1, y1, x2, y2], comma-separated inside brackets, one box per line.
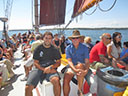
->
[0, 29, 128, 45]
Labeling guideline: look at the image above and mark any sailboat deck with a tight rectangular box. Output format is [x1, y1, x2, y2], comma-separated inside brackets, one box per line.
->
[0, 46, 92, 96]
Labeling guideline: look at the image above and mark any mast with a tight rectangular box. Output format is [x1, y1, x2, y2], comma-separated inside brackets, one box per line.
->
[34, 0, 39, 33]
[0, 17, 9, 46]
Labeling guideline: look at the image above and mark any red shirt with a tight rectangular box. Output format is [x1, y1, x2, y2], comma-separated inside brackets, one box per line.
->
[89, 41, 107, 63]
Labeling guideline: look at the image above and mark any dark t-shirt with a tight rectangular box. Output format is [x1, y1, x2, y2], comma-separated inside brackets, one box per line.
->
[33, 44, 61, 67]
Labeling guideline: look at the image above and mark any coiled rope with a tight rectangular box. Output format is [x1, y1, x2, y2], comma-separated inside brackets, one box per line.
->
[98, 0, 117, 12]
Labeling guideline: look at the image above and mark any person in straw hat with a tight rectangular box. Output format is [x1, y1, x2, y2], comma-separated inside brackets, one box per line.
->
[63, 30, 90, 96]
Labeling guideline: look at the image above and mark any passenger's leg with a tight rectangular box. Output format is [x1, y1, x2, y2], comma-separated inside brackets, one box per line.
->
[77, 75, 84, 96]
[0, 64, 8, 82]
[63, 71, 74, 96]
[50, 76, 61, 96]
[24, 65, 29, 77]
[25, 85, 34, 96]
[3, 59, 15, 76]
[76, 64, 85, 95]
[25, 69, 42, 96]
[0, 76, 2, 88]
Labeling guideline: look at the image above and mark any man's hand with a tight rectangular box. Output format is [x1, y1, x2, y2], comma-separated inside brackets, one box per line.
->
[76, 69, 88, 77]
[44, 66, 57, 74]
[44, 67, 51, 73]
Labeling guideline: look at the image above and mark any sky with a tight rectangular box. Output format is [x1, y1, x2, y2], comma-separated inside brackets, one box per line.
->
[0, 0, 128, 30]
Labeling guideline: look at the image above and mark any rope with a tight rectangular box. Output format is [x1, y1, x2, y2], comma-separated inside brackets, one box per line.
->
[98, 0, 117, 12]
[7, 0, 13, 32]
[61, 18, 73, 33]
[8, 0, 13, 21]
[31, 0, 34, 30]
[84, 5, 97, 15]
[3, 0, 5, 15]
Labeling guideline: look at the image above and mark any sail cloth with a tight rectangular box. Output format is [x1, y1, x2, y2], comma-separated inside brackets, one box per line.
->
[72, 0, 102, 18]
[40, 0, 66, 26]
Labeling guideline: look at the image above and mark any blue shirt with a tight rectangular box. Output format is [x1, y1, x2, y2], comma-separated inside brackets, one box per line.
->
[120, 48, 128, 60]
[66, 43, 89, 65]
[29, 40, 35, 45]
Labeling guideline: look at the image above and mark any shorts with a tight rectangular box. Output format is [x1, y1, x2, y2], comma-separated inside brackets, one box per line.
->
[66, 68, 76, 74]
[26, 68, 60, 88]
[90, 62, 106, 70]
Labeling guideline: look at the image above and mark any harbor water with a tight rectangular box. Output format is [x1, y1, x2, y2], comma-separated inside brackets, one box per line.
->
[0, 29, 128, 45]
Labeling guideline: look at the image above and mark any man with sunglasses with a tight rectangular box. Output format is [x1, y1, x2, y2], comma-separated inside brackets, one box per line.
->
[25, 32, 61, 96]
[63, 30, 90, 96]
[89, 33, 112, 70]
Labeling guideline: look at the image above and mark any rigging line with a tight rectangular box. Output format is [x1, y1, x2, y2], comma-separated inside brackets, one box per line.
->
[98, 0, 117, 12]
[3, 0, 5, 15]
[66, 7, 73, 16]
[32, 0, 34, 30]
[84, 4, 97, 15]
[8, 0, 13, 20]
[5, 0, 11, 18]
[61, 18, 74, 32]
[6, 0, 14, 30]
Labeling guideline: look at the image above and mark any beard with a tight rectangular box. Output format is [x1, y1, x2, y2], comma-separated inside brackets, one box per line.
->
[43, 42, 51, 48]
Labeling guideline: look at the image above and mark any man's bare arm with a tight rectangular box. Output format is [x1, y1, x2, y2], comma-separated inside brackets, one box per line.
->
[99, 55, 110, 64]
[34, 60, 45, 71]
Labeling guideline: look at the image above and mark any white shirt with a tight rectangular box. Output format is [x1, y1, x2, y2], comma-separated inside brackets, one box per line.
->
[107, 41, 121, 59]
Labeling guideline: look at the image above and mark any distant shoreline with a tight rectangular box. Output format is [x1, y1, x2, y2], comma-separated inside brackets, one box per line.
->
[0, 27, 128, 31]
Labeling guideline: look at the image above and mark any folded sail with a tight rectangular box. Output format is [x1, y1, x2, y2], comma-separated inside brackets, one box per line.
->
[72, 0, 102, 18]
[40, 0, 66, 26]
[72, 0, 83, 18]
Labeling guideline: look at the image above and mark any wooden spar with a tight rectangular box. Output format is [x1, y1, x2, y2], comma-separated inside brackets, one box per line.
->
[72, 0, 102, 18]
[34, 0, 39, 33]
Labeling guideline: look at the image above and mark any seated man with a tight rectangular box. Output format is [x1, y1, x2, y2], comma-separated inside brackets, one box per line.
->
[89, 33, 112, 70]
[63, 30, 90, 96]
[25, 32, 61, 96]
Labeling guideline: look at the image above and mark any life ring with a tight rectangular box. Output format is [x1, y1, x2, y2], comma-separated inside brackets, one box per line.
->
[96, 67, 128, 88]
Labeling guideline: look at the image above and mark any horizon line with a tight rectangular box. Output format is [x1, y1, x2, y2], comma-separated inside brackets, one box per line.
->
[0, 27, 128, 31]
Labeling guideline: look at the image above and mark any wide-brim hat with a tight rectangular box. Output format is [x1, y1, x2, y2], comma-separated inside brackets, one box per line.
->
[68, 30, 84, 40]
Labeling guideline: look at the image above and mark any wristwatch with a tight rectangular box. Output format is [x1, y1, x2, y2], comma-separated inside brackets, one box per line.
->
[49, 66, 52, 69]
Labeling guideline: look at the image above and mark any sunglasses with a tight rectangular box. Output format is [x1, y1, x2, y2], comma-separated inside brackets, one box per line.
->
[116, 35, 122, 39]
[72, 37, 79, 39]
[106, 37, 112, 40]
[45, 37, 52, 40]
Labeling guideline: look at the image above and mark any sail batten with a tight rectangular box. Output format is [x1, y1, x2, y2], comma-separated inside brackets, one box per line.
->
[40, 0, 66, 26]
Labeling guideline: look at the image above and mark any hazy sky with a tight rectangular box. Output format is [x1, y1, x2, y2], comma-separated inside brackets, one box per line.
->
[0, 0, 128, 30]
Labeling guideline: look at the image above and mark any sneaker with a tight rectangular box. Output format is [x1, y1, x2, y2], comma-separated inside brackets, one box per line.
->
[13, 64, 21, 70]
[20, 76, 28, 81]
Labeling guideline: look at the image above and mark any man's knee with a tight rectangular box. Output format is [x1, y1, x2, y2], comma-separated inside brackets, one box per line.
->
[25, 85, 34, 92]
[50, 76, 60, 85]
[76, 63, 84, 69]
[64, 73, 73, 84]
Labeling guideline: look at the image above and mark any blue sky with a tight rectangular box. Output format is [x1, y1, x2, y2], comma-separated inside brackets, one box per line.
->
[0, 0, 128, 30]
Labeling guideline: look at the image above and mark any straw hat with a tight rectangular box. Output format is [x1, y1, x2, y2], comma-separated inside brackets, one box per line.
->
[68, 30, 84, 40]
